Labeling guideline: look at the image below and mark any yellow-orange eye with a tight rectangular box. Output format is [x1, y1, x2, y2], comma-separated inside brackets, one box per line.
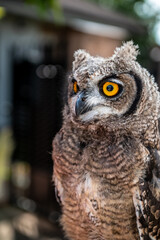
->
[73, 81, 79, 94]
[102, 82, 119, 97]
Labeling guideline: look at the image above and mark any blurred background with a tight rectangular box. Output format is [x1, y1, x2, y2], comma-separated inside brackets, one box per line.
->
[0, 0, 160, 239]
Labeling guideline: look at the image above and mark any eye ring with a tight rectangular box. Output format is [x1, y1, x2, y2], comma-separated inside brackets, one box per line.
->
[102, 82, 119, 97]
[73, 80, 79, 94]
[98, 78, 123, 98]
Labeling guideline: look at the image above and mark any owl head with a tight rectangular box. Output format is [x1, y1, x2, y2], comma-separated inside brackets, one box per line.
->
[65, 41, 160, 135]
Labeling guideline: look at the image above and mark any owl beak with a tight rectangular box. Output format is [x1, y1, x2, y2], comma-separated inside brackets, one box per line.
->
[75, 91, 92, 116]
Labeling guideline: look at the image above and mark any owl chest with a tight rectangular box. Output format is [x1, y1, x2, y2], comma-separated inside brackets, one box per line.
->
[56, 135, 141, 239]
[59, 137, 140, 207]
[62, 137, 137, 185]
[62, 167, 138, 240]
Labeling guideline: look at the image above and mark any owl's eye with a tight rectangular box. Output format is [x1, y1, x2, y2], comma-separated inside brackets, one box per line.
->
[73, 80, 79, 94]
[102, 82, 119, 97]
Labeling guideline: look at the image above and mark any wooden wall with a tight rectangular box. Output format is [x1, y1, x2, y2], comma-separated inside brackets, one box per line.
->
[67, 29, 122, 69]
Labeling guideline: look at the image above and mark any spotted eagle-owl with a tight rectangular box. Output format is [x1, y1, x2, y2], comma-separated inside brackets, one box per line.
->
[52, 41, 160, 240]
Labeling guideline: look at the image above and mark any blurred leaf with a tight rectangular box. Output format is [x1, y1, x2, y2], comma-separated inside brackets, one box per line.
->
[25, 0, 64, 24]
[0, 128, 14, 180]
[0, 6, 6, 19]
[50, 0, 64, 23]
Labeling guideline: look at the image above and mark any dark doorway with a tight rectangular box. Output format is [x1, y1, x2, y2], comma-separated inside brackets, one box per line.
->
[11, 42, 67, 216]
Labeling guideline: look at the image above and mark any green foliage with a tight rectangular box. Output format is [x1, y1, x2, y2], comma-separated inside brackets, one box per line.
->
[0, 6, 6, 19]
[25, 0, 63, 23]
[87, 0, 142, 18]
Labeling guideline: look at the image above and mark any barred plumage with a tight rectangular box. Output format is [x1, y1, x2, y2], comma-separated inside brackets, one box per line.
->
[52, 41, 160, 240]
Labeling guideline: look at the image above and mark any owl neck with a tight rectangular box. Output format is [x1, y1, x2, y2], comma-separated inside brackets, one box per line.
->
[64, 111, 160, 150]
[65, 121, 128, 143]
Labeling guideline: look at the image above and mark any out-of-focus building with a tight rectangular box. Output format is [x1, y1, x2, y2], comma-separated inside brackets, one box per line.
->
[150, 46, 160, 87]
[0, 0, 145, 221]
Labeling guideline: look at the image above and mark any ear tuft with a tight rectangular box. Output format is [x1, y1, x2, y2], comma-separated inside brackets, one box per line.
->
[73, 49, 90, 71]
[113, 41, 139, 62]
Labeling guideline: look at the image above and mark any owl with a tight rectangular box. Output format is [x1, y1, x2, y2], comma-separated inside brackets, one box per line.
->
[52, 41, 160, 240]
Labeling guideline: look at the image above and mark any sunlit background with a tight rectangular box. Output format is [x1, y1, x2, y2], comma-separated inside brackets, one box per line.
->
[0, 0, 160, 239]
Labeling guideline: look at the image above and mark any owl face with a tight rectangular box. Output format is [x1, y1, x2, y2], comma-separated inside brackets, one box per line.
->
[69, 72, 140, 122]
[66, 41, 160, 126]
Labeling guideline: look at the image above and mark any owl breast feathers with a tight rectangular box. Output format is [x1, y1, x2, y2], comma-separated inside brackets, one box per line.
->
[52, 41, 160, 240]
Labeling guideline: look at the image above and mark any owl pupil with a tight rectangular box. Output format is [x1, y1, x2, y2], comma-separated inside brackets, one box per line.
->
[107, 85, 114, 91]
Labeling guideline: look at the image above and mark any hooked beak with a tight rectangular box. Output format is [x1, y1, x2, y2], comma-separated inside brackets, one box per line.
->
[75, 91, 92, 116]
